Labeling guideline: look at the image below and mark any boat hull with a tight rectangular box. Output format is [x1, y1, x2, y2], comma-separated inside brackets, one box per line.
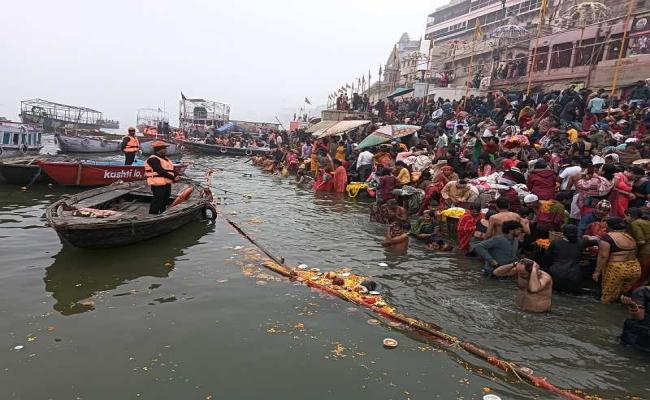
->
[140, 140, 181, 156]
[180, 140, 270, 156]
[0, 163, 51, 185]
[55, 209, 204, 248]
[38, 161, 188, 186]
[55, 133, 121, 153]
[45, 181, 213, 248]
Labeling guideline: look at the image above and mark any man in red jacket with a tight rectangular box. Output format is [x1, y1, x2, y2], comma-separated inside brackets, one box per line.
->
[527, 160, 557, 200]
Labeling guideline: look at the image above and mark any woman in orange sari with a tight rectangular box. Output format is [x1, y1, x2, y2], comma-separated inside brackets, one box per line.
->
[332, 159, 348, 193]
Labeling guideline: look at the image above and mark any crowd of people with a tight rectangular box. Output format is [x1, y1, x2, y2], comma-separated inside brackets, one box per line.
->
[252, 82, 650, 352]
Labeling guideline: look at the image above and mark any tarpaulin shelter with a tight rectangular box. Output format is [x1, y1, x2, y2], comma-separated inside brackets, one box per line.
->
[312, 120, 371, 138]
[215, 121, 236, 133]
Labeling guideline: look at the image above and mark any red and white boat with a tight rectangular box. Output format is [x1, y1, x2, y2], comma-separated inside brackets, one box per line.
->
[38, 160, 188, 186]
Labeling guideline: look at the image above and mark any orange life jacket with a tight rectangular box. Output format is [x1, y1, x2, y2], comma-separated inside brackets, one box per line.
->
[123, 135, 140, 153]
[145, 155, 174, 186]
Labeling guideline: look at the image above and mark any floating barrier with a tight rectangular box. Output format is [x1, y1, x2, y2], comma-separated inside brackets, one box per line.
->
[223, 216, 590, 400]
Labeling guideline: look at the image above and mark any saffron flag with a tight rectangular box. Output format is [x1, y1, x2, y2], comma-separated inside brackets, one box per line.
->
[539, 0, 548, 26]
[474, 20, 483, 40]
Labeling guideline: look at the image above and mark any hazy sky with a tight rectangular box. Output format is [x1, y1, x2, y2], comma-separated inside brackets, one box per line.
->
[1, 0, 442, 128]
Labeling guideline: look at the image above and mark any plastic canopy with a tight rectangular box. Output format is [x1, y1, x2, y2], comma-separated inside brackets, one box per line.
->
[306, 120, 337, 134]
[312, 120, 371, 138]
[216, 122, 236, 133]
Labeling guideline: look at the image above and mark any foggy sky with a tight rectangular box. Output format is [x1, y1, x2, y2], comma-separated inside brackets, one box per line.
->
[1, 0, 441, 128]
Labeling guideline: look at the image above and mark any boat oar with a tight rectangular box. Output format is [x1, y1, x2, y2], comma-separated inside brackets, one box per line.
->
[224, 217, 285, 266]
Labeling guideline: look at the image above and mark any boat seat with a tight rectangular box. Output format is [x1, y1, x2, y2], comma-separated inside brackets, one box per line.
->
[73, 189, 132, 209]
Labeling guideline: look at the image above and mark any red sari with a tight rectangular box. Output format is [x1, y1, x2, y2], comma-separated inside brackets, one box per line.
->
[313, 169, 334, 192]
[609, 173, 632, 217]
[332, 166, 348, 193]
[457, 211, 482, 252]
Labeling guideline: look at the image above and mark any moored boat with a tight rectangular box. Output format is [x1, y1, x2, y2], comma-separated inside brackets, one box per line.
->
[45, 180, 216, 248]
[140, 139, 182, 156]
[54, 133, 121, 153]
[0, 156, 56, 185]
[180, 140, 270, 156]
[0, 121, 44, 159]
[38, 159, 188, 186]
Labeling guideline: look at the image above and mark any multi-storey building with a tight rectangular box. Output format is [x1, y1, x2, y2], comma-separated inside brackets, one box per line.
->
[382, 33, 422, 89]
[423, 0, 648, 94]
[425, 0, 549, 90]
[490, 5, 650, 93]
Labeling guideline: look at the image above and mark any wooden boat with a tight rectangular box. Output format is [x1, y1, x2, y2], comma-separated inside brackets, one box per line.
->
[140, 139, 182, 156]
[45, 180, 217, 248]
[0, 121, 44, 159]
[54, 133, 121, 153]
[180, 140, 271, 156]
[0, 156, 57, 185]
[38, 159, 188, 186]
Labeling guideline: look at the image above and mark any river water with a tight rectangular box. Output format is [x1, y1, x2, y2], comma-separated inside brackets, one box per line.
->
[0, 138, 647, 399]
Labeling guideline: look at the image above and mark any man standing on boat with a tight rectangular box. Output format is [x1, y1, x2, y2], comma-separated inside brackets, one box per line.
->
[121, 127, 140, 165]
[144, 141, 177, 214]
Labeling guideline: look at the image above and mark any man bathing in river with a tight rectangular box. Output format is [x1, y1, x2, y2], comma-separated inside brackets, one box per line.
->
[494, 258, 553, 313]
[381, 222, 410, 253]
[485, 197, 530, 239]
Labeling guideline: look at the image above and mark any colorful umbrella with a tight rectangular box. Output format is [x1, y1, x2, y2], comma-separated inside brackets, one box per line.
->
[357, 134, 390, 149]
[357, 125, 420, 149]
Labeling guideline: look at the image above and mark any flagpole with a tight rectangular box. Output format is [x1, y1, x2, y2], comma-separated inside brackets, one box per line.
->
[610, 0, 635, 97]
[526, 0, 548, 97]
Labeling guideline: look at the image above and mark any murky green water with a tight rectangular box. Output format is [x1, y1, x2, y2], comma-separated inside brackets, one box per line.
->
[0, 140, 647, 399]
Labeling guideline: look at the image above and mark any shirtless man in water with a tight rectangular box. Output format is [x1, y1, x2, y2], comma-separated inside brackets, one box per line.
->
[381, 222, 410, 253]
[494, 258, 553, 312]
[485, 197, 530, 239]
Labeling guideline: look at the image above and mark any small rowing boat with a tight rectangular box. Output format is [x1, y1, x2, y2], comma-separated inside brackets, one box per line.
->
[54, 133, 121, 153]
[140, 139, 181, 156]
[38, 159, 188, 186]
[180, 140, 271, 156]
[0, 156, 58, 185]
[45, 180, 216, 248]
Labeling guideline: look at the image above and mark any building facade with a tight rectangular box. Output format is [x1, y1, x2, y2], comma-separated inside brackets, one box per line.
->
[423, 0, 648, 94]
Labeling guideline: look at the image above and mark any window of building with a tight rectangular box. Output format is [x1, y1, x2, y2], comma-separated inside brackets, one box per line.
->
[533, 46, 549, 71]
[550, 42, 573, 69]
[574, 38, 599, 66]
[2, 133, 9, 145]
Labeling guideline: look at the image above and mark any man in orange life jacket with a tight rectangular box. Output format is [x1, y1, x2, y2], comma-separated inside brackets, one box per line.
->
[144, 141, 178, 214]
[121, 127, 140, 165]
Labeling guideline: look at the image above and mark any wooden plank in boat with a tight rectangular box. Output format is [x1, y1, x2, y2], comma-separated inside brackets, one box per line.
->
[73, 188, 133, 209]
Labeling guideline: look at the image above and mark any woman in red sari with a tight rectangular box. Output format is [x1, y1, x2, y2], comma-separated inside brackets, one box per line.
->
[609, 168, 636, 217]
[457, 204, 483, 253]
[419, 166, 458, 214]
[313, 167, 335, 192]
